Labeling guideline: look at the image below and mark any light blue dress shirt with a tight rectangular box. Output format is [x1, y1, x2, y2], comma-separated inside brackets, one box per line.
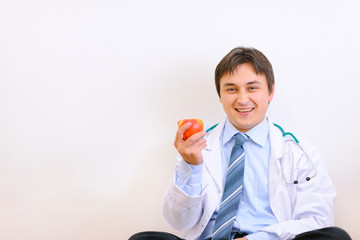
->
[175, 118, 279, 240]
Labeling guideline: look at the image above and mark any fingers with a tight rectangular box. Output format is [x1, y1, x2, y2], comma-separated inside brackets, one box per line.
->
[174, 125, 206, 149]
[183, 132, 207, 151]
[175, 122, 192, 141]
[184, 129, 207, 144]
[174, 127, 207, 165]
[177, 139, 207, 165]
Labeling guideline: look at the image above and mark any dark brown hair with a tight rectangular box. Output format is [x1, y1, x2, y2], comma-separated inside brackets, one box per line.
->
[215, 47, 274, 97]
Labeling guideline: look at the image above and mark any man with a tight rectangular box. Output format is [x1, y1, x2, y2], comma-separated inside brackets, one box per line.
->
[130, 47, 351, 240]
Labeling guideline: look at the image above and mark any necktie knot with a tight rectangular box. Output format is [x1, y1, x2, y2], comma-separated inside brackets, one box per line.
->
[234, 133, 247, 147]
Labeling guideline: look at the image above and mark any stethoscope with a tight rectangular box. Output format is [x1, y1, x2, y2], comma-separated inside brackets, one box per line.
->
[272, 123, 317, 184]
[206, 123, 317, 185]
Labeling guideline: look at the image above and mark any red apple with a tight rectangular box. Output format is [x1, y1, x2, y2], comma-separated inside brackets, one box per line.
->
[178, 119, 204, 140]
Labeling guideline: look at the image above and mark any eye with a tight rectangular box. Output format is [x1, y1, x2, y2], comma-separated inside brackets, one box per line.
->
[226, 88, 237, 92]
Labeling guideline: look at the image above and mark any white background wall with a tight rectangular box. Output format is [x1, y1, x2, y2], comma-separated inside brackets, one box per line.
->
[1, 0, 359, 239]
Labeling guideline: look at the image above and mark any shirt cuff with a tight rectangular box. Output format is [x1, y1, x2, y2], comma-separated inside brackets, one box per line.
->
[245, 232, 279, 240]
[175, 159, 203, 196]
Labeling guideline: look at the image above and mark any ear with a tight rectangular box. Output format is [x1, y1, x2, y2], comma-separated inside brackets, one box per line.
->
[269, 84, 275, 103]
[219, 91, 223, 103]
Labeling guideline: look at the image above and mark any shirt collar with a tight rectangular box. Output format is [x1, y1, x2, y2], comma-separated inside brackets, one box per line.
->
[222, 117, 269, 147]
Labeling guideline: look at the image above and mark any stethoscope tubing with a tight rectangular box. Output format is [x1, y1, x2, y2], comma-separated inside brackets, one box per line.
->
[205, 122, 317, 185]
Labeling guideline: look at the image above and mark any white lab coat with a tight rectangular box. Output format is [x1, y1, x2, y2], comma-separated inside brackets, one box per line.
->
[163, 119, 336, 240]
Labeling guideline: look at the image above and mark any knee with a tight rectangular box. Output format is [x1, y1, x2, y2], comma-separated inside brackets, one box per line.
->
[294, 226, 352, 240]
[129, 232, 155, 240]
[329, 227, 352, 240]
[128, 231, 181, 240]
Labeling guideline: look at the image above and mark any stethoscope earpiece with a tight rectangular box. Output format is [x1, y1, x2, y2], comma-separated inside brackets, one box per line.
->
[293, 177, 312, 185]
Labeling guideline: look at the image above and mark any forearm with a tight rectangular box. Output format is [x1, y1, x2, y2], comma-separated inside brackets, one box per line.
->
[163, 177, 205, 231]
[163, 157, 206, 231]
[259, 213, 334, 240]
[175, 158, 203, 195]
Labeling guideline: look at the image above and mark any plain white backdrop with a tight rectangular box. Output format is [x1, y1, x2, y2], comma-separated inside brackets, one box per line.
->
[0, 0, 359, 239]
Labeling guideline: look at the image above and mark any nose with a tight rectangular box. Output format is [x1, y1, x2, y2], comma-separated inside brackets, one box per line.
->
[236, 91, 250, 104]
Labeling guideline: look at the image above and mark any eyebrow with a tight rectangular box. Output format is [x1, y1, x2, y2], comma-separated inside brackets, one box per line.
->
[246, 80, 261, 85]
[222, 80, 261, 87]
[222, 82, 236, 87]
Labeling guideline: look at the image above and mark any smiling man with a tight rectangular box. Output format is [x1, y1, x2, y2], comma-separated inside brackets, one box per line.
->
[129, 47, 351, 240]
[218, 62, 274, 133]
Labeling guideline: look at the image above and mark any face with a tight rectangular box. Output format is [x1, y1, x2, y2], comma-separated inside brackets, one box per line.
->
[219, 63, 274, 132]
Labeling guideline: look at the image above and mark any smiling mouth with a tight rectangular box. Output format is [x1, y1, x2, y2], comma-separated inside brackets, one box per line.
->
[235, 107, 254, 113]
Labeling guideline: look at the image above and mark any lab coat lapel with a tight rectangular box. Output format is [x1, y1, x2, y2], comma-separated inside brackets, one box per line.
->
[268, 120, 291, 222]
[203, 121, 225, 192]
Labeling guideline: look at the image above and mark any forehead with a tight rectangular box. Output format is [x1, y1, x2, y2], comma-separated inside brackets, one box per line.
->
[220, 63, 267, 85]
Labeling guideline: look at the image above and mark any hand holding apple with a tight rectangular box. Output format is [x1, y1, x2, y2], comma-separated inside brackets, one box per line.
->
[174, 118, 207, 165]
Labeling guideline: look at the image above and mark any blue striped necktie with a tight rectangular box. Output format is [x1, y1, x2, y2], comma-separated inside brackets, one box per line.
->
[212, 133, 247, 240]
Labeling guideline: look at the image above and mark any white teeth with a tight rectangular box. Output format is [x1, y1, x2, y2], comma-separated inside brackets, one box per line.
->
[237, 108, 253, 113]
